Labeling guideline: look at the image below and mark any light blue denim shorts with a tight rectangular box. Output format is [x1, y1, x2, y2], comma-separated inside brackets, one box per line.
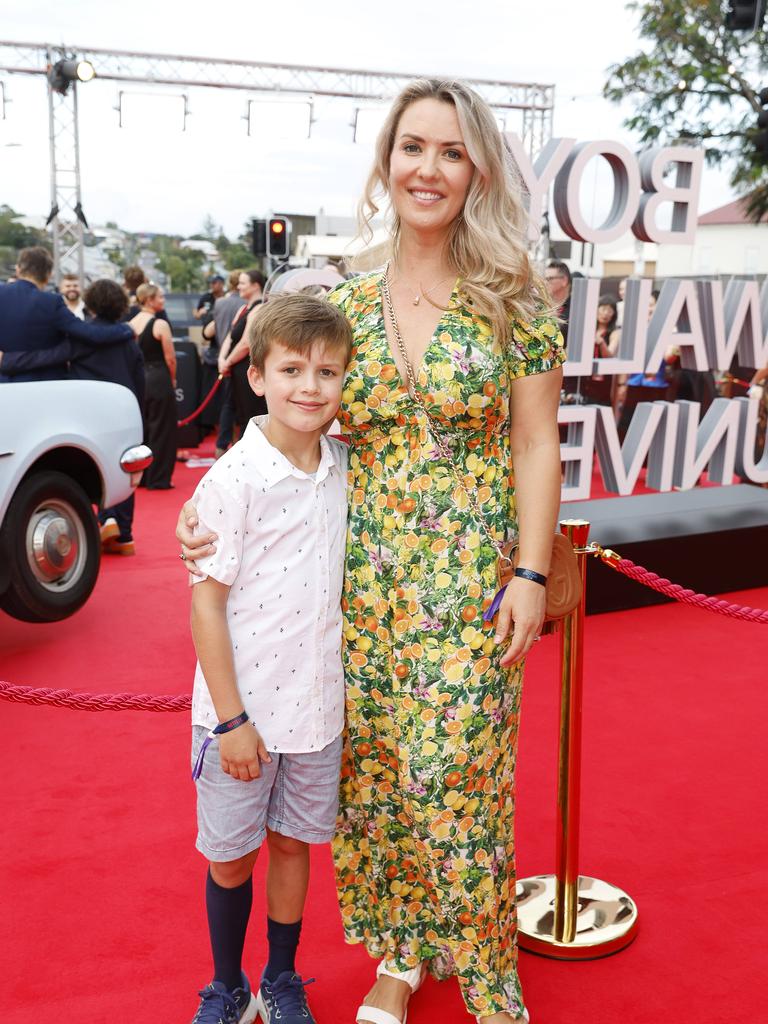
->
[191, 726, 343, 862]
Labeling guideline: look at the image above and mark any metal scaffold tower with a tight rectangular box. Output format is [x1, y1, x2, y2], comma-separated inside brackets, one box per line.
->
[0, 40, 555, 279]
[46, 51, 86, 282]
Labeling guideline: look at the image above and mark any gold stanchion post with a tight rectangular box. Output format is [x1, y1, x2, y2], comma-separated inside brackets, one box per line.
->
[516, 518, 639, 959]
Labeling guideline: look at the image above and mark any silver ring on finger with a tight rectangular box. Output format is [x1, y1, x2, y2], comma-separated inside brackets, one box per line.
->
[180, 550, 187, 561]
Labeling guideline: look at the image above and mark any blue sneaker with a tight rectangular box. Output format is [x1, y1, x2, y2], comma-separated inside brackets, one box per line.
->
[192, 972, 258, 1024]
[255, 971, 316, 1023]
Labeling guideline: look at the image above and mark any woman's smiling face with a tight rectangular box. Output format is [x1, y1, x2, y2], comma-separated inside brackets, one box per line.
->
[388, 97, 475, 239]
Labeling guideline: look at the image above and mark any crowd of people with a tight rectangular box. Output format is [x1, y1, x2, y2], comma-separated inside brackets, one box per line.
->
[0, 249, 275, 554]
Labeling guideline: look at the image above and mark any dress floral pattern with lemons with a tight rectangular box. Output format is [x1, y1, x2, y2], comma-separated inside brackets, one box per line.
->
[328, 271, 564, 1019]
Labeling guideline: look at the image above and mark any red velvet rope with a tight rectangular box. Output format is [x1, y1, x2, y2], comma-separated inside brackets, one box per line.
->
[602, 557, 768, 623]
[177, 374, 223, 428]
[1, 554, 765, 714]
[0, 681, 191, 712]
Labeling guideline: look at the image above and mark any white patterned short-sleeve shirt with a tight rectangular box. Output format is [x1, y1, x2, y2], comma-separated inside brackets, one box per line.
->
[190, 418, 348, 753]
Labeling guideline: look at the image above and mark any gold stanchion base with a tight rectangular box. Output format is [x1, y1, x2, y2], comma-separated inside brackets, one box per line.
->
[516, 875, 638, 960]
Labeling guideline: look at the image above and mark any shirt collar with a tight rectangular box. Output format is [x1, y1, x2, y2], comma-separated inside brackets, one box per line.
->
[242, 416, 336, 489]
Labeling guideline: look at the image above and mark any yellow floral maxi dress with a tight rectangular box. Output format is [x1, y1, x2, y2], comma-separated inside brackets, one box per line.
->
[328, 272, 565, 1018]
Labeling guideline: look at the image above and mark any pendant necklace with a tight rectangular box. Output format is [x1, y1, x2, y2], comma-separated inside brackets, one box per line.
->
[395, 271, 454, 306]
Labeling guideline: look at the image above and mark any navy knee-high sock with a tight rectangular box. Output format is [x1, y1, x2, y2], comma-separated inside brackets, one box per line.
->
[264, 917, 302, 981]
[206, 869, 253, 992]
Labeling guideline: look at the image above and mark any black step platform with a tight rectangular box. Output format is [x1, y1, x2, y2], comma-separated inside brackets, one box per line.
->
[559, 485, 768, 614]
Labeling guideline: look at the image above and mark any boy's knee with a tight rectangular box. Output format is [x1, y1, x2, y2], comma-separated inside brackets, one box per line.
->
[266, 829, 308, 859]
[209, 850, 258, 887]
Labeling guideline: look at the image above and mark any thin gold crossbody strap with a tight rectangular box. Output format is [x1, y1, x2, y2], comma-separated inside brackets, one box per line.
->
[381, 262, 511, 563]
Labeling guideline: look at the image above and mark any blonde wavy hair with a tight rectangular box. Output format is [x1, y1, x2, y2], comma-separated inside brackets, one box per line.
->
[359, 78, 551, 344]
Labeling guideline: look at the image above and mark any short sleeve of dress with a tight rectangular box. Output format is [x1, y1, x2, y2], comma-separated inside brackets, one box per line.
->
[506, 313, 566, 380]
[326, 279, 356, 317]
[189, 474, 247, 587]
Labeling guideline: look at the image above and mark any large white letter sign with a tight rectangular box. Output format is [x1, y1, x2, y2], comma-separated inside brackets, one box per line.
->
[553, 140, 641, 244]
[645, 280, 708, 372]
[505, 135, 575, 243]
[594, 402, 678, 494]
[716, 280, 766, 370]
[559, 405, 597, 502]
[734, 397, 768, 484]
[632, 146, 703, 244]
[673, 399, 741, 489]
[562, 277, 602, 376]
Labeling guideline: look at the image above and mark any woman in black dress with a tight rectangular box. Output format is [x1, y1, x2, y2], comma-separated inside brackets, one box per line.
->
[217, 269, 267, 431]
[131, 283, 177, 489]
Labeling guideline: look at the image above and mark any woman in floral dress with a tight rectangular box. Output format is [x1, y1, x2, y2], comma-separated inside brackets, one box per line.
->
[179, 80, 564, 1024]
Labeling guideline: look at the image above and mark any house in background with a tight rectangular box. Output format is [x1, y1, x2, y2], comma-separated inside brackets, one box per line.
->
[655, 199, 768, 278]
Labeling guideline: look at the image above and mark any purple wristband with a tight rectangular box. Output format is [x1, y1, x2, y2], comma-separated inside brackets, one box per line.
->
[192, 711, 250, 780]
[215, 711, 250, 733]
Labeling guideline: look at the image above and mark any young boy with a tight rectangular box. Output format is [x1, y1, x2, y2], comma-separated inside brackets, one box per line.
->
[187, 293, 352, 1024]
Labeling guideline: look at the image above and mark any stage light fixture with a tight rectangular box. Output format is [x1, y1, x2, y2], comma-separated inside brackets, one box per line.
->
[48, 58, 96, 95]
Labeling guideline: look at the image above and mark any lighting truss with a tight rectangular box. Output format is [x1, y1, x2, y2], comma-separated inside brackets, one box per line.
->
[0, 40, 555, 278]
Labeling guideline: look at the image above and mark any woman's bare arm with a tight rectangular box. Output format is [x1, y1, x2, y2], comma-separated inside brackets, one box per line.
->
[495, 365, 563, 666]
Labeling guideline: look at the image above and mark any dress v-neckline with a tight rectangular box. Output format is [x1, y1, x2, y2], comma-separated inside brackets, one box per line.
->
[378, 271, 460, 390]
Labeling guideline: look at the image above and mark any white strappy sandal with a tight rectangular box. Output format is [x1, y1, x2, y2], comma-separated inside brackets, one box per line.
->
[355, 960, 426, 1024]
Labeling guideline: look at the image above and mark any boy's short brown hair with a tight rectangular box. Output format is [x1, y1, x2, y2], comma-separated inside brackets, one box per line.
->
[248, 293, 352, 371]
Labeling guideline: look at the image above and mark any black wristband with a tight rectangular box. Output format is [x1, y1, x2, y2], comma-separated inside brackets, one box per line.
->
[213, 711, 249, 735]
[514, 567, 548, 587]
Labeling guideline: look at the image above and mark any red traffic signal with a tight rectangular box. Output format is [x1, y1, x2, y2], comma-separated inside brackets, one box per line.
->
[268, 217, 290, 259]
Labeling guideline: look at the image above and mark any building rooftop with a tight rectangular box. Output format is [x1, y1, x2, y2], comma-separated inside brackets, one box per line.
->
[698, 198, 767, 225]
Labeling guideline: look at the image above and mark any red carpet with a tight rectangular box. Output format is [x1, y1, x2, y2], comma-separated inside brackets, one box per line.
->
[1, 452, 766, 1024]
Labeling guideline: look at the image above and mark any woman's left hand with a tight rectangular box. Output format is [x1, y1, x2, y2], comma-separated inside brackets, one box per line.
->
[494, 577, 546, 666]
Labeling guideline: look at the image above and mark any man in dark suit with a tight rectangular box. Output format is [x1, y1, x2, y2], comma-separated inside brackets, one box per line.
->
[0, 247, 133, 383]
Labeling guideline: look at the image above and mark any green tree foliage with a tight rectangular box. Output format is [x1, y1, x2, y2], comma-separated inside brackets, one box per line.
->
[222, 243, 253, 271]
[104, 246, 128, 273]
[604, 0, 768, 220]
[0, 204, 46, 248]
[149, 236, 206, 292]
[0, 205, 48, 278]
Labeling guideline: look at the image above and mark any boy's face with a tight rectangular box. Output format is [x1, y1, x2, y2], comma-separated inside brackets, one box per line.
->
[247, 339, 347, 433]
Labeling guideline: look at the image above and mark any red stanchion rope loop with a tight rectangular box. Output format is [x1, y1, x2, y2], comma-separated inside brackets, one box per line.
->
[597, 552, 768, 624]
[177, 374, 223, 428]
[0, 681, 191, 712]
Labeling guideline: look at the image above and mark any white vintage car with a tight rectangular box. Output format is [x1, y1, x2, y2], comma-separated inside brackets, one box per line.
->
[0, 380, 151, 622]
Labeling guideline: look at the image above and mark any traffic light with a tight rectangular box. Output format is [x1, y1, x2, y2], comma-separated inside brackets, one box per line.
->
[268, 217, 290, 259]
[756, 87, 768, 162]
[724, 1, 767, 30]
[252, 219, 267, 257]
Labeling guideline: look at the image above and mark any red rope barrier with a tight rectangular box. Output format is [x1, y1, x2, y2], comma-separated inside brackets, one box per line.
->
[2, 549, 765, 715]
[0, 681, 191, 712]
[177, 374, 223, 428]
[598, 553, 768, 623]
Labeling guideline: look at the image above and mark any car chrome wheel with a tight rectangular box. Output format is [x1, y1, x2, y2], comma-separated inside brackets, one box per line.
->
[26, 498, 87, 592]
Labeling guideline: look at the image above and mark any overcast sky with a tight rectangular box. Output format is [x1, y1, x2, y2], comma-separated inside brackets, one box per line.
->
[0, 0, 736, 239]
